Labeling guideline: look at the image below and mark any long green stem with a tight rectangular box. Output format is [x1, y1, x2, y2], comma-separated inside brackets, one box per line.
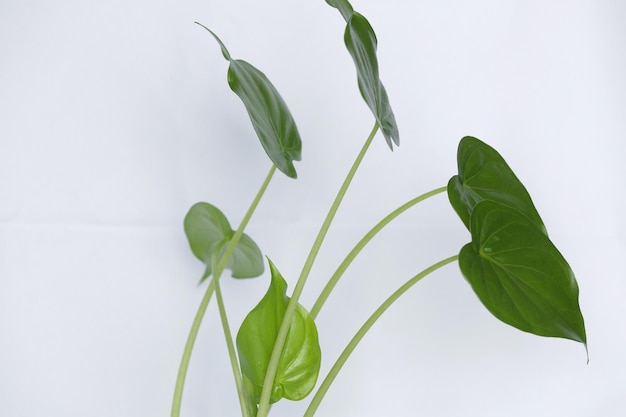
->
[303, 255, 459, 417]
[310, 186, 448, 319]
[171, 165, 276, 417]
[256, 122, 379, 417]
[212, 253, 250, 417]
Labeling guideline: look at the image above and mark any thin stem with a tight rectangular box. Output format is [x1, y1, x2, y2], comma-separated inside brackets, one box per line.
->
[171, 165, 276, 417]
[256, 122, 379, 417]
[170, 278, 216, 417]
[212, 253, 250, 417]
[310, 186, 448, 319]
[303, 255, 459, 417]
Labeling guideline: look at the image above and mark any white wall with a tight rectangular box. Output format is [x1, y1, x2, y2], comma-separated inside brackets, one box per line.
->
[1, 1, 625, 416]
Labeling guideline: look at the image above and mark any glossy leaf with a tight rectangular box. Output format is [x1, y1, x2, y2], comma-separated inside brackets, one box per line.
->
[236, 259, 321, 405]
[184, 202, 264, 282]
[324, 1, 399, 149]
[448, 136, 546, 234]
[196, 23, 302, 178]
[344, 13, 399, 149]
[460, 201, 586, 345]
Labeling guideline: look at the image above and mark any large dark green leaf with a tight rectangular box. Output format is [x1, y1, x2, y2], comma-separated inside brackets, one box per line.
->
[196, 23, 302, 178]
[184, 202, 264, 283]
[324, 2, 399, 149]
[448, 136, 546, 234]
[236, 259, 321, 404]
[460, 201, 586, 345]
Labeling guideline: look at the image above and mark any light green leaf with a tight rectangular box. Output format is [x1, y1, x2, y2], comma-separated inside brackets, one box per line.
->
[237, 259, 321, 404]
[184, 202, 264, 282]
[196, 23, 302, 178]
[448, 136, 546, 233]
[459, 201, 587, 346]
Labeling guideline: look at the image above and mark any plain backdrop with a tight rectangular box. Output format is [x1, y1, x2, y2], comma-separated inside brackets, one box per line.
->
[1, 1, 625, 416]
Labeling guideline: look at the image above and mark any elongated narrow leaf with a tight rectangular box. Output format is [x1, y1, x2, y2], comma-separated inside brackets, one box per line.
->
[184, 202, 264, 282]
[460, 201, 586, 345]
[324, 1, 399, 148]
[237, 259, 321, 404]
[344, 13, 399, 148]
[196, 23, 302, 178]
[448, 136, 546, 233]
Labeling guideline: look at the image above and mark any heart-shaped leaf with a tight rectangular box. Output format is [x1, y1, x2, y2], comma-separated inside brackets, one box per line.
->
[448, 136, 546, 234]
[196, 23, 302, 178]
[460, 200, 586, 345]
[325, 1, 399, 149]
[236, 259, 321, 405]
[184, 202, 264, 282]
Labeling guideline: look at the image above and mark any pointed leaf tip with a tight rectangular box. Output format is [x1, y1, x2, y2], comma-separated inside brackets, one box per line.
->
[236, 259, 321, 405]
[197, 25, 302, 178]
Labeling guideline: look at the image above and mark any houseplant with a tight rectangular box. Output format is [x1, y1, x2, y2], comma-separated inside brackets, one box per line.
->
[171, 1, 587, 416]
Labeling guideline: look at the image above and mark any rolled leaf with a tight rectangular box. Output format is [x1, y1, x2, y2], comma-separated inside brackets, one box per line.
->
[196, 23, 302, 178]
[448, 136, 546, 233]
[184, 202, 264, 282]
[237, 259, 321, 404]
[459, 201, 586, 345]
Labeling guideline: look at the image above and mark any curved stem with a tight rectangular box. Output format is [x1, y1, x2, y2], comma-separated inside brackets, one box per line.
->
[256, 122, 379, 417]
[303, 255, 459, 417]
[170, 278, 216, 417]
[171, 165, 276, 417]
[310, 186, 447, 319]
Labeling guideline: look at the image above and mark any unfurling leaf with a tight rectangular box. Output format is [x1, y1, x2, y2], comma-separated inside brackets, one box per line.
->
[459, 201, 586, 345]
[325, 2, 399, 149]
[447, 136, 546, 233]
[196, 23, 302, 178]
[237, 259, 321, 405]
[184, 202, 264, 283]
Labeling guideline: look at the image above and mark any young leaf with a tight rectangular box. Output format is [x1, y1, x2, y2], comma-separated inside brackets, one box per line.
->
[184, 202, 264, 282]
[459, 201, 587, 345]
[196, 23, 302, 178]
[236, 259, 321, 405]
[448, 136, 546, 233]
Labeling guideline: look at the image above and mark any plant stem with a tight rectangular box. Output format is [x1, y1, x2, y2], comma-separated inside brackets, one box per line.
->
[256, 122, 379, 417]
[212, 253, 250, 417]
[171, 165, 276, 417]
[303, 254, 459, 417]
[310, 186, 448, 319]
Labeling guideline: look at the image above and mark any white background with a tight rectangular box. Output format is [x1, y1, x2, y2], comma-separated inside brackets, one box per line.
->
[1, 1, 625, 416]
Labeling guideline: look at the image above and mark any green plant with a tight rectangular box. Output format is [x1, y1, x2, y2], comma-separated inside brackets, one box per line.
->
[171, 1, 587, 416]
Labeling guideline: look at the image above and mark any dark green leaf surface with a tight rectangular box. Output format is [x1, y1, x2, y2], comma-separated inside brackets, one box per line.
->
[237, 259, 321, 404]
[344, 13, 399, 149]
[460, 201, 586, 345]
[325, 0, 354, 21]
[324, 1, 399, 149]
[196, 23, 302, 178]
[184, 202, 264, 282]
[448, 136, 545, 233]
